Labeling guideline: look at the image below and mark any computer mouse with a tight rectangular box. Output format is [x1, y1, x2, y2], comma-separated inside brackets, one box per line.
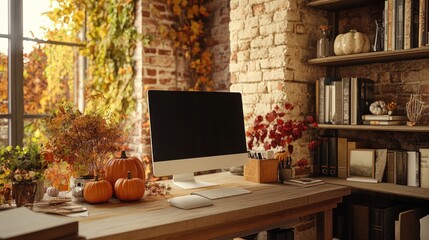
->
[168, 195, 213, 209]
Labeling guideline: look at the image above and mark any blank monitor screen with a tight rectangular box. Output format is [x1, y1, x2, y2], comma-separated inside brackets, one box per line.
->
[147, 90, 248, 188]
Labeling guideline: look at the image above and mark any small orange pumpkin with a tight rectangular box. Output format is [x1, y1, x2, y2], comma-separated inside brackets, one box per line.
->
[104, 151, 145, 187]
[114, 171, 145, 201]
[83, 175, 113, 204]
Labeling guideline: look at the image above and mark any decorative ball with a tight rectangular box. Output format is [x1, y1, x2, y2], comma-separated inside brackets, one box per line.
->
[369, 101, 388, 115]
[46, 186, 60, 197]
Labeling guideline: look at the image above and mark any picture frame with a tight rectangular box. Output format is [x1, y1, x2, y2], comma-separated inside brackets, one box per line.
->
[348, 149, 375, 178]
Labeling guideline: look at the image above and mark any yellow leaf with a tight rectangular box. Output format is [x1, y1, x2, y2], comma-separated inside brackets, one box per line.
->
[199, 6, 209, 17]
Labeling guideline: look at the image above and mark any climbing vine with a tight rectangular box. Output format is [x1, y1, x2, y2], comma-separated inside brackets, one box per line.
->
[46, 0, 148, 123]
[163, 0, 214, 91]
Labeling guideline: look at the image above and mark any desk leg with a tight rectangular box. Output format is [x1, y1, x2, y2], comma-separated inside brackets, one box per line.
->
[317, 209, 332, 240]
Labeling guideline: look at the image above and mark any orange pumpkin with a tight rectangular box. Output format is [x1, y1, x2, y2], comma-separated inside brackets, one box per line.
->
[114, 171, 145, 201]
[104, 151, 145, 187]
[83, 175, 113, 204]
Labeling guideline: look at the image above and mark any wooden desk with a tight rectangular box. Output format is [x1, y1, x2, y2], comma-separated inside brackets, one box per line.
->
[77, 172, 350, 240]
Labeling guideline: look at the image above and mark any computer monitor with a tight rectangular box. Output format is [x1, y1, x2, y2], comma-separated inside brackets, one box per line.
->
[147, 90, 248, 189]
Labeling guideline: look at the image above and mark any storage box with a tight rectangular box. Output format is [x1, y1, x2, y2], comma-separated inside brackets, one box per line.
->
[244, 158, 278, 183]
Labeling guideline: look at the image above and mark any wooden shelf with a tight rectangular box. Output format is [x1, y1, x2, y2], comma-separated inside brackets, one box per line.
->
[307, 46, 429, 66]
[315, 124, 429, 132]
[307, 0, 384, 10]
[320, 177, 429, 201]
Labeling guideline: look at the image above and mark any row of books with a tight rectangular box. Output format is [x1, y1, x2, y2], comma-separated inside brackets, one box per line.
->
[316, 77, 374, 125]
[317, 136, 429, 188]
[382, 0, 429, 51]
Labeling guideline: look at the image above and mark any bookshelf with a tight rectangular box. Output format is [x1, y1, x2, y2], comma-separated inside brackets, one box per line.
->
[320, 177, 429, 201]
[315, 124, 429, 132]
[307, 0, 385, 10]
[308, 46, 429, 66]
[308, 0, 429, 238]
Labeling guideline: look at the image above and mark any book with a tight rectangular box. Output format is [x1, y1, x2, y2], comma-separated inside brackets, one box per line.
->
[284, 178, 324, 187]
[0, 207, 78, 240]
[362, 120, 407, 125]
[337, 137, 348, 179]
[370, 204, 403, 240]
[326, 83, 334, 123]
[418, 0, 427, 46]
[362, 114, 408, 121]
[319, 136, 330, 176]
[388, 0, 395, 50]
[384, 0, 389, 51]
[347, 176, 379, 183]
[404, 0, 413, 49]
[395, 151, 408, 185]
[419, 148, 429, 188]
[353, 203, 370, 240]
[342, 77, 351, 125]
[317, 77, 325, 124]
[396, 0, 405, 49]
[333, 80, 343, 125]
[351, 78, 374, 125]
[413, 0, 420, 48]
[375, 149, 388, 183]
[328, 136, 338, 177]
[407, 151, 420, 187]
[393, 0, 397, 50]
[396, 208, 429, 240]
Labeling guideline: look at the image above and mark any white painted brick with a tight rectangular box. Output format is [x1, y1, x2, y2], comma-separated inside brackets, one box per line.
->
[259, 14, 273, 26]
[285, 9, 301, 21]
[269, 45, 286, 58]
[245, 16, 259, 29]
[250, 48, 269, 59]
[264, 0, 288, 13]
[274, 32, 286, 45]
[237, 51, 250, 62]
[273, 9, 287, 22]
[263, 68, 285, 81]
[259, 23, 277, 36]
[239, 27, 259, 40]
[229, 21, 245, 32]
[242, 83, 259, 93]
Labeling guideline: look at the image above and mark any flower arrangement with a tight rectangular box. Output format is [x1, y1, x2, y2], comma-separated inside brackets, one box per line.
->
[44, 100, 125, 177]
[0, 137, 46, 206]
[246, 103, 318, 176]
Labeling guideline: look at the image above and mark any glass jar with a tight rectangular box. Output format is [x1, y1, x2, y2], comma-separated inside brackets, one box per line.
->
[317, 26, 331, 58]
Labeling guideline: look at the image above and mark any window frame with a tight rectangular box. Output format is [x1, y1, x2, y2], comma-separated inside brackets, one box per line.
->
[2, 0, 85, 146]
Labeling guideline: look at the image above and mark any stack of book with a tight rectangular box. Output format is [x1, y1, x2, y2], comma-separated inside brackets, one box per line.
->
[362, 114, 408, 125]
[284, 178, 324, 187]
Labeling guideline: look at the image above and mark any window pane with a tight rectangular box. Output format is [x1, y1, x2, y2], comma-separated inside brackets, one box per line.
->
[0, 0, 7, 35]
[0, 118, 8, 146]
[23, 41, 78, 114]
[24, 118, 46, 142]
[0, 38, 7, 114]
[23, 0, 80, 44]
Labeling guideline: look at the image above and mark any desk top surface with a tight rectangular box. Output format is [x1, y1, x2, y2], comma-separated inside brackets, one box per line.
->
[76, 172, 350, 240]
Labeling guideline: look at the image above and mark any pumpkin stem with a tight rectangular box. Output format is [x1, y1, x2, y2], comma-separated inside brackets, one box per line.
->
[120, 151, 127, 159]
[95, 175, 99, 181]
[127, 171, 132, 179]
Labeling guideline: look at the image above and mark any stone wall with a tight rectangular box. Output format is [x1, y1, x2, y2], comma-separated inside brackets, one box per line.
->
[228, 0, 326, 161]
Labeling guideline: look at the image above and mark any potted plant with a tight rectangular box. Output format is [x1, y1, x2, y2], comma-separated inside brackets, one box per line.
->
[246, 102, 317, 181]
[0, 137, 47, 206]
[44, 101, 125, 178]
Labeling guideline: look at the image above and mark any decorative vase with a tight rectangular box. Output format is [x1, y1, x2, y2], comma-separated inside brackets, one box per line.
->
[317, 27, 331, 58]
[373, 19, 383, 52]
[12, 181, 37, 208]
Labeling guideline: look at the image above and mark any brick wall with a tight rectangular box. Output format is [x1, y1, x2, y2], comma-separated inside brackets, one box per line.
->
[229, 0, 326, 161]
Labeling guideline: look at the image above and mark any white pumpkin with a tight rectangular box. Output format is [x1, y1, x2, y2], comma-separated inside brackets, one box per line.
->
[46, 186, 60, 197]
[334, 30, 371, 55]
[370, 101, 388, 115]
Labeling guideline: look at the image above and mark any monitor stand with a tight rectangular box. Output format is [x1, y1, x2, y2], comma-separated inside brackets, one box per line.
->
[173, 173, 218, 189]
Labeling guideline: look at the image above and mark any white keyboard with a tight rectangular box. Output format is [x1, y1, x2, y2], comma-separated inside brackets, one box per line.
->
[191, 187, 251, 200]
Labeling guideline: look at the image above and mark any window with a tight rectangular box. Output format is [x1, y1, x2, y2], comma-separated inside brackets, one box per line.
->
[0, 0, 85, 146]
